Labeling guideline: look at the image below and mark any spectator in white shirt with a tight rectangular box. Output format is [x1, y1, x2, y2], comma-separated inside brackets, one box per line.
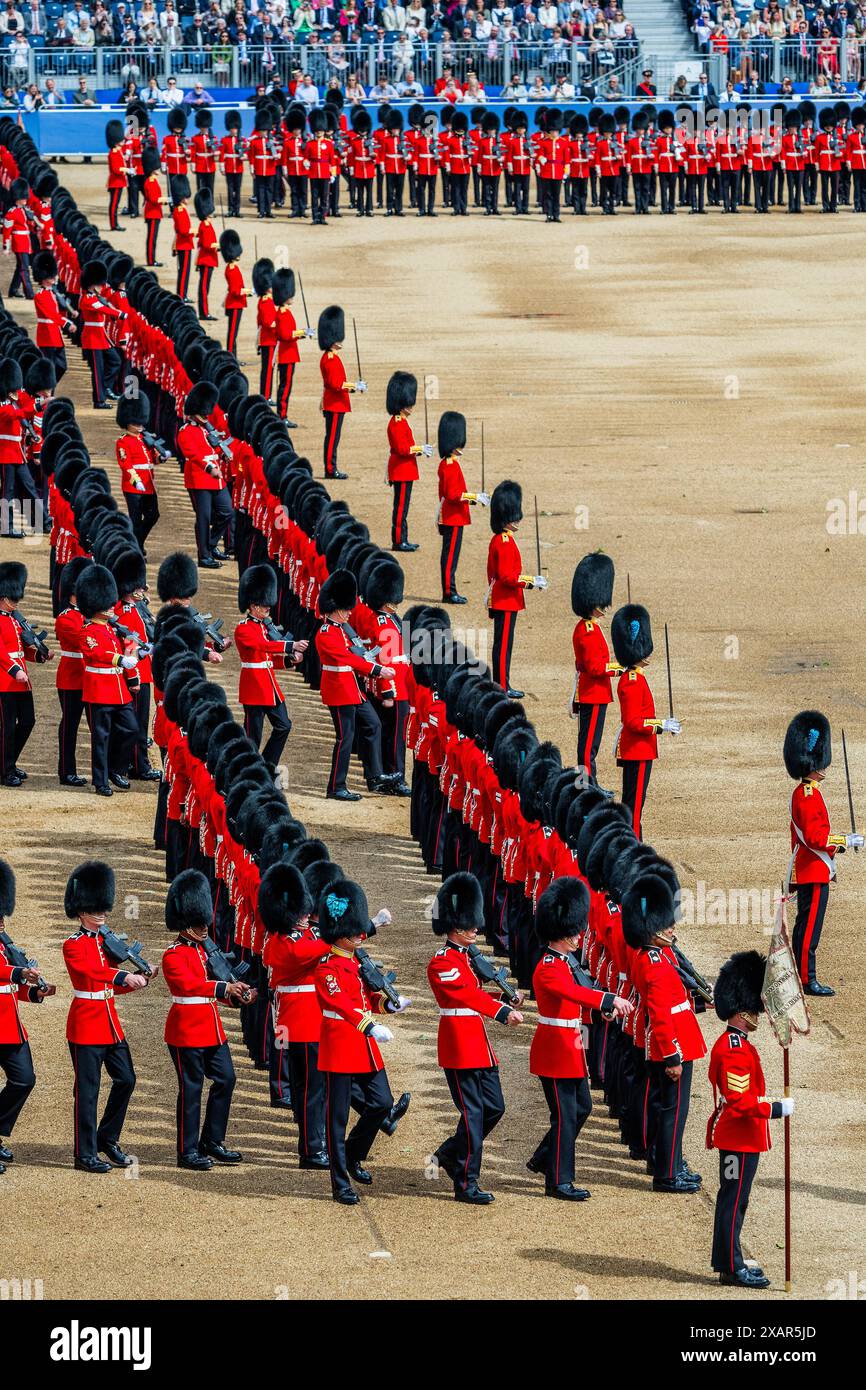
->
[372, 75, 399, 99]
[382, 0, 406, 31]
[0, 4, 25, 34]
[538, 2, 558, 28]
[42, 75, 65, 105]
[161, 74, 185, 105]
[392, 29, 414, 76]
[396, 68, 423, 94]
[296, 72, 320, 106]
[405, 0, 426, 28]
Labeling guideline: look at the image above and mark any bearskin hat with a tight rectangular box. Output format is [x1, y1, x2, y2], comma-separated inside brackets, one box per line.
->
[25, 358, 56, 396]
[0, 358, 23, 397]
[112, 550, 147, 596]
[437, 410, 466, 458]
[65, 861, 115, 919]
[258, 862, 313, 936]
[352, 107, 372, 136]
[116, 392, 150, 430]
[535, 877, 591, 944]
[317, 878, 369, 943]
[80, 259, 108, 293]
[431, 872, 484, 936]
[318, 568, 357, 615]
[490, 479, 523, 533]
[783, 711, 831, 779]
[225, 109, 241, 132]
[76, 564, 119, 619]
[621, 872, 675, 949]
[0, 561, 26, 604]
[157, 551, 198, 602]
[58, 556, 93, 610]
[386, 371, 417, 418]
[518, 741, 562, 824]
[195, 107, 213, 130]
[9, 177, 29, 202]
[492, 721, 538, 790]
[32, 249, 58, 283]
[255, 106, 274, 133]
[0, 859, 14, 919]
[611, 604, 653, 668]
[309, 107, 327, 136]
[238, 563, 278, 612]
[165, 868, 213, 932]
[252, 257, 274, 297]
[194, 187, 214, 221]
[142, 147, 161, 178]
[272, 267, 296, 307]
[365, 560, 404, 612]
[571, 551, 615, 619]
[105, 118, 125, 149]
[167, 106, 188, 135]
[317, 305, 345, 352]
[185, 382, 219, 419]
[219, 229, 242, 263]
[714, 950, 766, 1022]
[170, 174, 191, 204]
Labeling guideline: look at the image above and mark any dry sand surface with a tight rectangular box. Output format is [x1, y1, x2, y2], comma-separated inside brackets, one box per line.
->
[1, 170, 865, 1301]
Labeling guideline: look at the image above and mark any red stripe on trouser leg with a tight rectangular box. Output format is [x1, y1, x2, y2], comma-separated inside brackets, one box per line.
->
[453, 1072, 473, 1187]
[279, 362, 295, 417]
[553, 1079, 562, 1186]
[799, 886, 821, 981]
[583, 704, 599, 776]
[668, 1073, 682, 1179]
[325, 414, 339, 475]
[633, 761, 646, 838]
[444, 527, 458, 592]
[329, 710, 343, 793]
[729, 1156, 746, 1272]
[175, 1046, 185, 1155]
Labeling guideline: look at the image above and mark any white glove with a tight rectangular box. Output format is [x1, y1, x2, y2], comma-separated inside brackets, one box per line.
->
[372, 907, 392, 928]
[779, 1097, 795, 1117]
[370, 1023, 393, 1043]
[846, 833, 864, 849]
[391, 995, 411, 1013]
[305, 327, 315, 338]
[533, 575, 548, 591]
[120, 655, 139, 670]
[421, 443, 434, 457]
[662, 718, 682, 735]
[355, 379, 368, 393]
[477, 491, 490, 506]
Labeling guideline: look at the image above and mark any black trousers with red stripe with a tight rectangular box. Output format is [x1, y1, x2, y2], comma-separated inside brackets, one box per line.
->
[437, 1064, 505, 1192]
[326, 700, 383, 793]
[621, 757, 653, 839]
[792, 881, 830, 985]
[145, 217, 160, 265]
[124, 491, 160, 550]
[168, 1041, 235, 1159]
[259, 343, 276, 400]
[175, 248, 192, 300]
[129, 683, 151, 775]
[378, 697, 408, 779]
[84, 346, 122, 406]
[88, 699, 139, 790]
[529, 1074, 593, 1188]
[289, 1040, 327, 1159]
[390, 479, 413, 546]
[243, 699, 292, 767]
[277, 361, 296, 419]
[712, 1149, 760, 1274]
[325, 1067, 392, 1196]
[577, 701, 607, 779]
[197, 263, 213, 317]
[648, 1058, 692, 1181]
[42, 345, 67, 385]
[322, 409, 345, 477]
[226, 306, 243, 356]
[68, 1039, 136, 1161]
[439, 523, 464, 597]
[108, 187, 123, 230]
[491, 608, 518, 690]
[0, 689, 35, 779]
[0, 1039, 36, 1137]
[57, 687, 84, 780]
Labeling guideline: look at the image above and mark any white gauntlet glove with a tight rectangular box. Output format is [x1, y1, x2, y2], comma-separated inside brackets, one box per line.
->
[533, 575, 548, 590]
[779, 1097, 795, 1117]
[120, 655, 139, 670]
[476, 491, 490, 506]
[305, 327, 315, 338]
[355, 379, 368, 394]
[387, 995, 411, 1014]
[662, 718, 682, 735]
[421, 442, 434, 457]
[846, 833, 864, 849]
[370, 1023, 393, 1043]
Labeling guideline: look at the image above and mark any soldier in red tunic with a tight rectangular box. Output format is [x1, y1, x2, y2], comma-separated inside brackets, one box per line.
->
[386, 370, 432, 552]
[170, 174, 194, 301]
[571, 551, 618, 782]
[486, 480, 546, 699]
[32, 249, 71, 384]
[611, 603, 681, 838]
[253, 256, 277, 401]
[274, 266, 312, 427]
[54, 557, 90, 787]
[79, 258, 124, 409]
[436, 410, 489, 605]
[0, 860, 55, 1170]
[783, 710, 861, 996]
[538, 108, 567, 222]
[219, 109, 245, 218]
[162, 869, 255, 1170]
[846, 105, 866, 213]
[142, 146, 167, 266]
[105, 118, 129, 232]
[234, 563, 305, 768]
[177, 381, 233, 569]
[315, 878, 410, 1204]
[2, 178, 34, 299]
[528, 877, 632, 1200]
[0, 561, 52, 786]
[318, 305, 366, 481]
[77, 565, 141, 797]
[622, 869, 707, 1192]
[219, 228, 247, 357]
[194, 187, 219, 322]
[427, 873, 524, 1203]
[161, 106, 189, 186]
[707, 950, 793, 1288]
[364, 559, 412, 794]
[190, 106, 217, 197]
[111, 551, 160, 783]
[63, 861, 152, 1172]
[116, 391, 160, 550]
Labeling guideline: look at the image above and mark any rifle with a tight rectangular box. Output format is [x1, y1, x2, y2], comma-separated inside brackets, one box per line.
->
[352, 315, 362, 381]
[11, 609, 51, 662]
[467, 942, 519, 1004]
[202, 936, 253, 1001]
[355, 946, 401, 1010]
[341, 619, 380, 662]
[298, 270, 311, 333]
[842, 727, 859, 853]
[98, 924, 154, 977]
[134, 598, 156, 644]
[142, 428, 172, 462]
[671, 941, 713, 1007]
[110, 617, 153, 661]
[201, 417, 233, 462]
[263, 617, 292, 646]
[0, 929, 48, 993]
[566, 949, 606, 997]
[189, 606, 231, 654]
[664, 621, 674, 718]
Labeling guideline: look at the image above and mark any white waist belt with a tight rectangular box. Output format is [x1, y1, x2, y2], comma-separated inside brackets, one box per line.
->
[671, 1001, 691, 1015]
[0, 433, 21, 442]
[275, 984, 315, 994]
[0, 984, 14, 995]
[60, 650, 82, 659]
[537, 1015, 581, 1028]
[241, 661, 272, 669]
[322, 1009, 343, 1020]
[322, 664, 353, 673]
[73, 988, 114, 1000]
[85, 666, 122, 675]
[170, 995, 213, 1005]
[439, 1007, 477, 1017]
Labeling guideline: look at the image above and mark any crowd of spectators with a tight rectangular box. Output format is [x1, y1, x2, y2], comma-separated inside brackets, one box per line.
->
[685, 1, 866, 83]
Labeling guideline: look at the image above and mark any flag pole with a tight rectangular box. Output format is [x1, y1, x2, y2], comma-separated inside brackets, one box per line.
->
[784, 1046, 791, 1293]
